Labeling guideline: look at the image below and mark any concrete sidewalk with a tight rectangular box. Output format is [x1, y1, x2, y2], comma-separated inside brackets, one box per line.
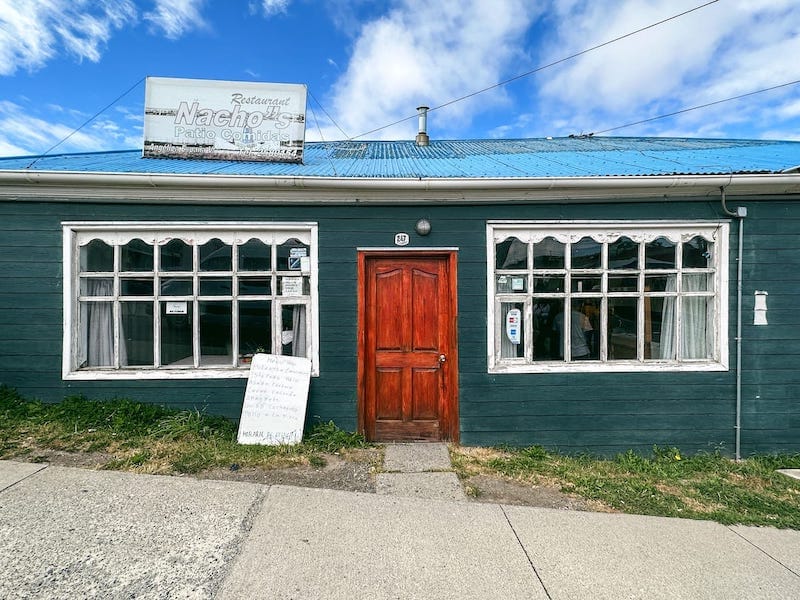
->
[1, 459, 799, 599]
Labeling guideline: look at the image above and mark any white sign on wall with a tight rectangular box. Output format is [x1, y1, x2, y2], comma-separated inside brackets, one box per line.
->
[237, 353, 311, 445]
[144, 77, 307, 163]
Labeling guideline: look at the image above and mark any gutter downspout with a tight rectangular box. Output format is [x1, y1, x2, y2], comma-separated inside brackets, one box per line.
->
[720, 186, 746, 461]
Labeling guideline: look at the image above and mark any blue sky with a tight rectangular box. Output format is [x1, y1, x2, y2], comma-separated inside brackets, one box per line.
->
[1, 0, 799, 157]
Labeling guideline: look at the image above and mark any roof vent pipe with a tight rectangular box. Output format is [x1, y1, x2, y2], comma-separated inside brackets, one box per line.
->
[415, 106, 430, 147]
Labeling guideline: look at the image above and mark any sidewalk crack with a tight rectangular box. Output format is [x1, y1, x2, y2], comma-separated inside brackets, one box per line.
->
[727, 526, 800, 578]
[0, 463, 48, 494]
[500, 505, 553, 600]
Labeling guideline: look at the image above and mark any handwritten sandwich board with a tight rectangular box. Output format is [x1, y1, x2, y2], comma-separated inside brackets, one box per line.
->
[237, 353, 312, 445]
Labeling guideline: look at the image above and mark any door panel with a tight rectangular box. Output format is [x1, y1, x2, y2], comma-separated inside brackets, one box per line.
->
[359, 252, 458, 442]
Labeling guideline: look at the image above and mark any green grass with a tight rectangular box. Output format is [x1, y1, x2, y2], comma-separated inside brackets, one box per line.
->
[452, 444, 800, 529]
[0, 385, 368, 475]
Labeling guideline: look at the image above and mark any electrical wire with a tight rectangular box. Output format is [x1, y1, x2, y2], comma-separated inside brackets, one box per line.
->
[588, 78, 800, 136]
[27, 76, 146, 168]
[349, 0, 720, 140]
[308, 89, 350, 140]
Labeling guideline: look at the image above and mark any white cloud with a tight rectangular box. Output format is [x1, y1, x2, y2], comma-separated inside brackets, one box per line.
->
[0, 0, 136, 75]
[251, 0, 291, 18]
[528, 0, 800, 138]
[144, 0, 208, 39]
[0, 100, 138, 156]
[320, 0, 543, 140]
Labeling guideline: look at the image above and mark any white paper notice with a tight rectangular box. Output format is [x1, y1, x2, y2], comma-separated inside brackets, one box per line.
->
[237, 353, 311, 445]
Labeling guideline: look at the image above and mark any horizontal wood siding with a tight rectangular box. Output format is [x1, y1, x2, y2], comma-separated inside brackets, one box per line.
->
[1, 196, 798, 454]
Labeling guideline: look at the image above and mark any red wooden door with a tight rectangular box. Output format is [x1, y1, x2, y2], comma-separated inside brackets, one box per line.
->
[359, 253, 458, 442]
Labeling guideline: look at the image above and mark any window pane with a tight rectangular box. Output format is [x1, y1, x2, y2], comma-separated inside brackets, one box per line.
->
[608, 298, 637, 360]
[533, 237, 564, 269]
[684, 273, 711, 292]
[683, 236, 712, 268]
[80, 278, 113, 296]
[609, 237, 638, 269]
[160, 278, 192, 296]
[121, 302, 153, 366]
[645, 237, 676, 269]
[552, 301, 594, 360]
[80, 301, 114, 367]
[571, 277, 601, 293]
[496, 237, 527, 270]
[199, 277, 232, 296]
[238, 239, 271, 271]
[161, 239, 192, 272]
[682, 297, 711, 359]
[281, 304, 308, 357]
[496, 275, 526, 293]
[161, 302, 193, 366]
[120, 278, 153, 296]
[80, 239, 113, 272]
[645, 297, 674, 360]
[121, 239, 153, 272]
[200, 238, 231, 272]
[571, 237, 601, 269]
[533, 275, 564, 293]
[577, 299, 600, 359]
[609, 275, 638, 292]
[645, 274, 673, 293]
[199, 301, 232, 365]
[277, 238, 309, 271]
[239, 301, 271, 364]
[500, 302, 524, 359]
[239, 277, 272, 296]
[533, 300, 560, 361]
[279, 275, 310, 296]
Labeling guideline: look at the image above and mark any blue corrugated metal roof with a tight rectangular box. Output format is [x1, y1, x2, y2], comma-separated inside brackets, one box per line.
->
[1, 137, 799, 178]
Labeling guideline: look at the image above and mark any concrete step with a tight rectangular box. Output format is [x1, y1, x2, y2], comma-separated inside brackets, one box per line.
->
[377, 443, 467, 501]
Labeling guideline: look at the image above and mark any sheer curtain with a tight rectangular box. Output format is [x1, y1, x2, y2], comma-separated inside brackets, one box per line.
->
[660, 275, 708, 360]
[291, 305, 307, 357]
[81, 280, 127, 367]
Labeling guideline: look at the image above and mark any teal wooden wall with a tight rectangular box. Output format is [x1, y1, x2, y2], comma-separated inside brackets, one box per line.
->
[1, 195, 797, 455]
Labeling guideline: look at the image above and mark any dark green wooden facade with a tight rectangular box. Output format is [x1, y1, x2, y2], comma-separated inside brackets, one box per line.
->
[1, 194, 798, 455]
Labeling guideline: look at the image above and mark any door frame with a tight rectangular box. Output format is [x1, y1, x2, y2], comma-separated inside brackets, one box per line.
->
[357, 249, 459, 442]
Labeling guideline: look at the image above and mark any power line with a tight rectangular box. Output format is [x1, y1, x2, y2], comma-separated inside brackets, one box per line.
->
[588, 78, 800, 136]
[350, 0, 720, 140]
[27, 77, 146, 168]
[308, 89, 350, 139]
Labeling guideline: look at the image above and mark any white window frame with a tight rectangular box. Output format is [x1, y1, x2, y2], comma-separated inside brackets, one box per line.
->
[62, 221, 319, 380]
[487, 220, 729, 373]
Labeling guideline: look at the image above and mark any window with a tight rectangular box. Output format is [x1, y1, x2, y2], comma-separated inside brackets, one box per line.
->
[487, 221, 729, 373]
[63, 222, 318, 379]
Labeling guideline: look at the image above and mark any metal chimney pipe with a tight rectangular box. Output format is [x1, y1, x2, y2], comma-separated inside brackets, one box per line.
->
[415, 106, 430, 146]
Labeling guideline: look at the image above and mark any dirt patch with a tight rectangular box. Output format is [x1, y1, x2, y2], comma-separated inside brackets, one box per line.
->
[193, 449, 382, 493]
[465, 474, 607, 511]
[22, 449, 115, 469]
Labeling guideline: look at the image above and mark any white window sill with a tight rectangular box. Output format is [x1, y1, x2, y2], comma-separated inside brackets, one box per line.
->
[488, 360, 728, 374]
[64, 367, 320, 380]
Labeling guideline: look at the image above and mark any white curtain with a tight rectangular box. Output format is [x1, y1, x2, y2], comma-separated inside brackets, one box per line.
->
[81, 280, 127, 367]
[291, 305, 307, 357]
[660, 275, 708, 360]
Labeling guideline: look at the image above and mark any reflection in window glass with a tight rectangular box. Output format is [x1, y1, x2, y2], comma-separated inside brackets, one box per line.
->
[121, 302, 154, 366]
[199, 301, 232, 365]
[121, 239, 153, 272]
[161, 302, 193, 366]
[533, 237, 564, 269]
[161, 239, 192, 272]
[200, 239, 231, 272]
[609, 237, 638, 270]
[239, 301, 271, 363]
[160, 278, 192, 296]
[199, 277, 232, 296]
[533, 300, 560, 361]
[533, 276, 564, 293]
[683, 236, 712, 268]
[571, 237, 601, 269]
[500, 302, 524, 359]
[608, 297, 637, 360]
[645, 237, 676, 269]
[238, 239, 270, 271]
[80, 239, 113, 272]
[239, 277, 271, 296]
[495, 237, 527, 270]
[120, 279, 153, 296]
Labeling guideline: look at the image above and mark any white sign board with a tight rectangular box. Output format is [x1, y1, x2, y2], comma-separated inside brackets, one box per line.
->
[144, 77, 307, 163]
[237, 353, 311, 445]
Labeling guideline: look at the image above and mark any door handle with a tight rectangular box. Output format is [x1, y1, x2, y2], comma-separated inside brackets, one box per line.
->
[439, 354, 447, 364]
